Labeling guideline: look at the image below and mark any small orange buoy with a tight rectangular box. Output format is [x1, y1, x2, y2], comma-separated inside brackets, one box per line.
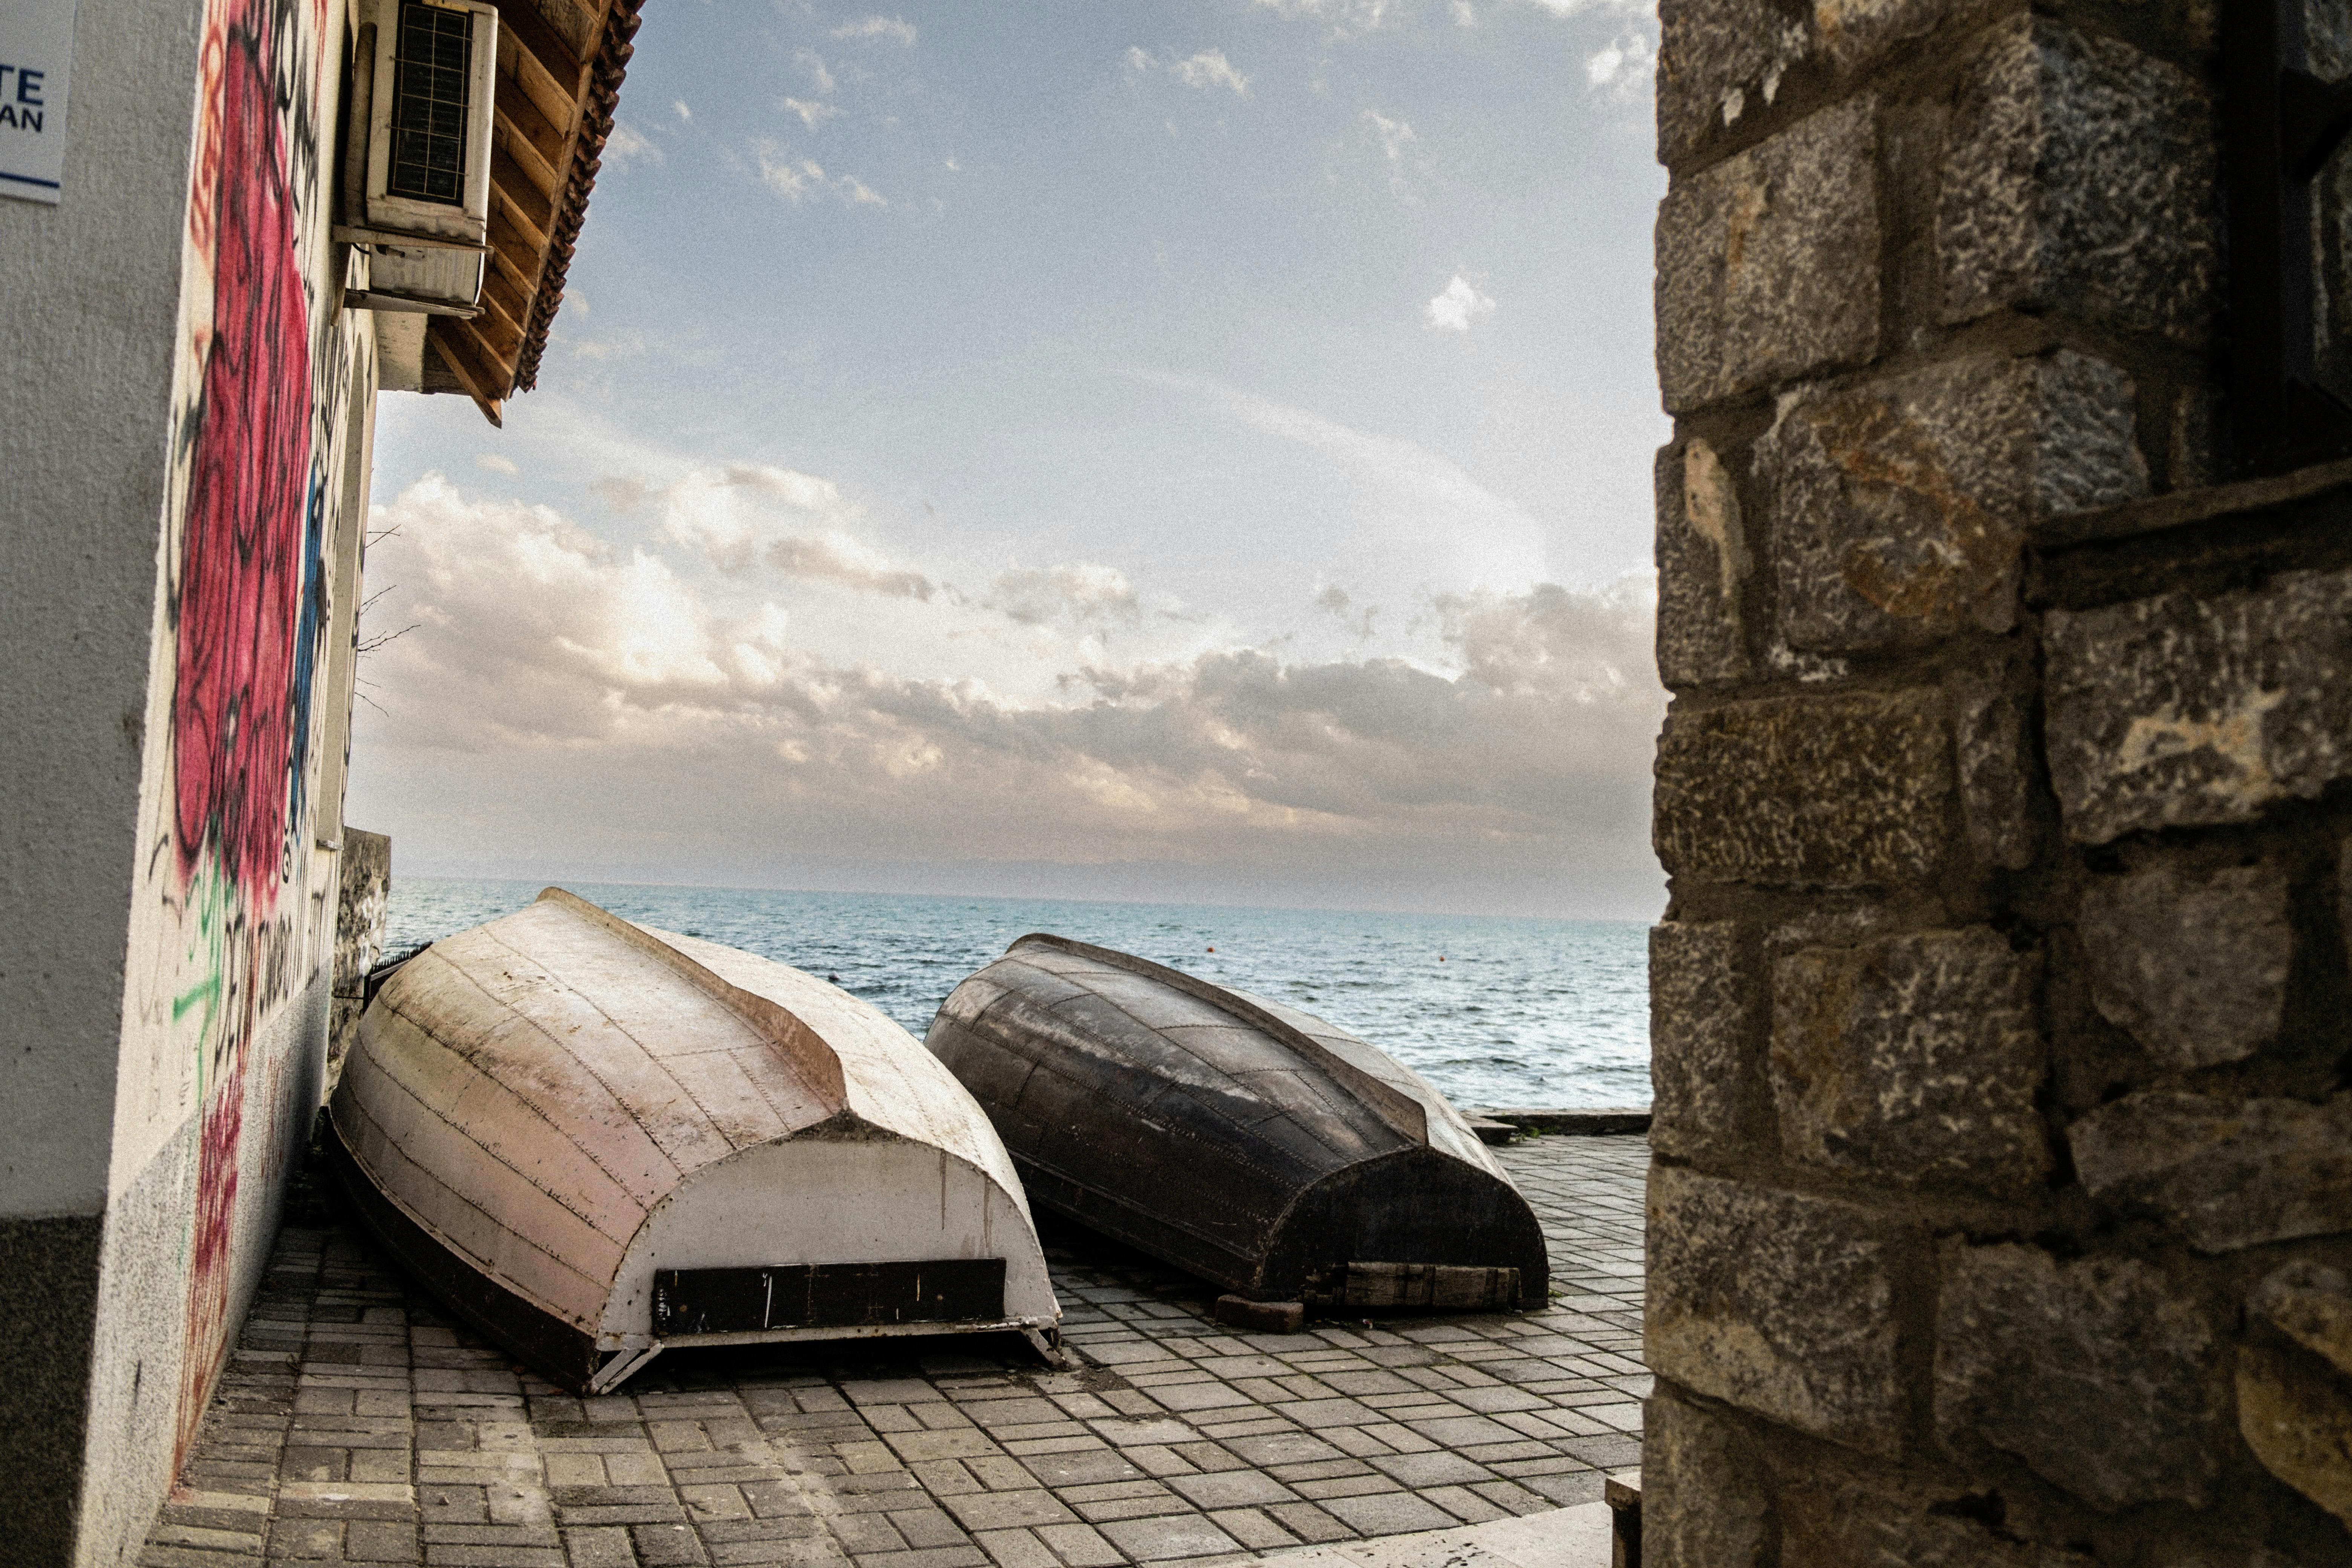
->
[1439, 956, 1446, 962]
[1207, 945, 1216, 953]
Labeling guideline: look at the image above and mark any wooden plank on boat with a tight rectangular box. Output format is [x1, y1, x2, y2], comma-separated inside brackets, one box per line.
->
[925, 934, 1549, 1311]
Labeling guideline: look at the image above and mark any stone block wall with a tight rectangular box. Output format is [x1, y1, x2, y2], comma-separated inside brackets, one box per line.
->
[1645, 2, 2352, 1561]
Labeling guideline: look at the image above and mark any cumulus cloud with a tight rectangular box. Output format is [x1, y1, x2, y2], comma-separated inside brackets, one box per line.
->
[831, 15, 916, 43]
[1317, 584, 1377, 639]
[756, 143, 887, 207]
[721, 465, 841, 510]
[988, 565, 1142, 626]
[782, 98, 839, 128]
[356, 478, 1662, 902]
[672, 99, 691, 121]
[1585, 29, 1653, 87]
[603, 120, 662, 167]
[766, 533, 939, 600]
[795, 51, 836, 93]
[1425, 274, 1495, 331]
[593, 476, 649, 513]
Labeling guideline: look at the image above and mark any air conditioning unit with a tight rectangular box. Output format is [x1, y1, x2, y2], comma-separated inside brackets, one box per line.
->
[338, 0, 499, 316]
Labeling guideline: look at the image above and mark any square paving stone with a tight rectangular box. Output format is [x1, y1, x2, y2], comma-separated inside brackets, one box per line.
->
[1035, 1523, 1125, 1567]
[1318, 1491, 1460, 1536]
[1218, 1433, 1341, 1468]
[1097, 1514, 1242, 1562]
[941, 1491, 1076, 1532]
[1165, 1473, 1295, 1510]
[1366, 1453, 1493, 1488]
[1018, 1451, 1147, 1488]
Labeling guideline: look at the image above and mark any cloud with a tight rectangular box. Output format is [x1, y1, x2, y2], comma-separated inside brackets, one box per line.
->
[795, 50, 836, 93]
[593, 476, 649, 512]
[988, 565, 1142, 626]
[831, 15, 916, 43]
[720, 465, 841, 510]
[782, 98, 839, 127]
[1425, 274, 1496, 331]
[1585, 29, 1653, 87]
[756, 143, 887, 208]
[766, 533, 939, 600]
[1361, 109, 1415, 162]
[603, 120, 663, 167]
[474, 453, 519, 476]
[1125, 46, 1251, 95]
[356, 477, 1662, 905]
[1317, 584, 1377, 639]
[1172, 49, 1250, 94]
[672, 99, 691, 121]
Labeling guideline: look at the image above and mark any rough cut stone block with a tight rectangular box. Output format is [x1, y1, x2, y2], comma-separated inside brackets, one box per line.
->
[2076, 860, 2291, 1068]
[2238, 1341, 2352, 1530]
[1655, 439, 1749, 686]
[1639, 1387, 1770, 1568]
[1764, 353, 2145, 653]
[1771, 928, 2048, 1195]
[1780, 1476, 2092, 1567]
[1654, 689, 1951, 889]
[2252, 1261, 2352, 1376]
[2068, 1092, 2352, 1252]
[1656, 0, 1948, 164]
[1950, 665, 2034, 870]
[1935, 1243, 2224, 1508]
[1647, 1163, 1903, 1449]
[1657, 97, 1879, 412]
[2242, 1266, 2352, 1525]
[1939, 17, 2220, 343]
[1655, 0, 1810, 165]
[1649, 922, 1746, 1161]
[2043, 568, 2352, 844]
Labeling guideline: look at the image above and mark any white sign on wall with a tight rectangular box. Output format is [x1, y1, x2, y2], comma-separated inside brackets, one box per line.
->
[0, 0, 74, 204]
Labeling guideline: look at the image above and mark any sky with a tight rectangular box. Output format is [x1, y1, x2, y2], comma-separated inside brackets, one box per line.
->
[346, 0, 1671, 920]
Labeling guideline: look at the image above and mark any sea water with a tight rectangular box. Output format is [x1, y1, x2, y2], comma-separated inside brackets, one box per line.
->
[384, 879, 1652, 1110]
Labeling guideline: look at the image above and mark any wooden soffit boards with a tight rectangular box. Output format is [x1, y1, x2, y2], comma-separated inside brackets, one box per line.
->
[424, 0, 642, 425]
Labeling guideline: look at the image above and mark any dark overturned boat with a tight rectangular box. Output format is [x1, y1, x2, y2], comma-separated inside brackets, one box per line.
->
[329, 889, 1060, 1393]
[925, 934, 1548, 1311]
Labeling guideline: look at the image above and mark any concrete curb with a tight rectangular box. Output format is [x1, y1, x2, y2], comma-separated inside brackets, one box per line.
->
[1475, 1108, 1652, 1136]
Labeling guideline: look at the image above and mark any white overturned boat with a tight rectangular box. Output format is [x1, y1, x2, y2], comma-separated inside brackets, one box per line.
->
[328, 888, 1059, 1392]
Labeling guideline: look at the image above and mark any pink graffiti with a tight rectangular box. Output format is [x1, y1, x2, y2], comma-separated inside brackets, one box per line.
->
[171, 0, 309, 1471]
[171, 0, 312, 911]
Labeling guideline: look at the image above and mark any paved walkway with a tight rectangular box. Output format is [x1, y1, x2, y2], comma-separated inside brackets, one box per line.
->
[141, 1135, 1648, 1568]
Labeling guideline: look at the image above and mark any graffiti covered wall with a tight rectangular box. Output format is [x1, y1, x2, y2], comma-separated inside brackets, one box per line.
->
[78, 0, 375, 1557]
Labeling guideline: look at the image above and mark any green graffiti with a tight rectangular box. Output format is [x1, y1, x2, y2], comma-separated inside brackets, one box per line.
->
[172, 855, 235, 1098]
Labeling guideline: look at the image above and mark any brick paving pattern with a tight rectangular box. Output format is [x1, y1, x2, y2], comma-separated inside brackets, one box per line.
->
[141, 1134, 1647, 1568]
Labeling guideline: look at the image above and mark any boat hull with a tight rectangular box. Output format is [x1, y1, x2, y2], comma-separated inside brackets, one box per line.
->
[330, 890, 1061, 1390]
[926, 936, 1549, 1310]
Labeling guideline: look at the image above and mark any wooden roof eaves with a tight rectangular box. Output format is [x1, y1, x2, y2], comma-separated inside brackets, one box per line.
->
[511, 0, 643, 395]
